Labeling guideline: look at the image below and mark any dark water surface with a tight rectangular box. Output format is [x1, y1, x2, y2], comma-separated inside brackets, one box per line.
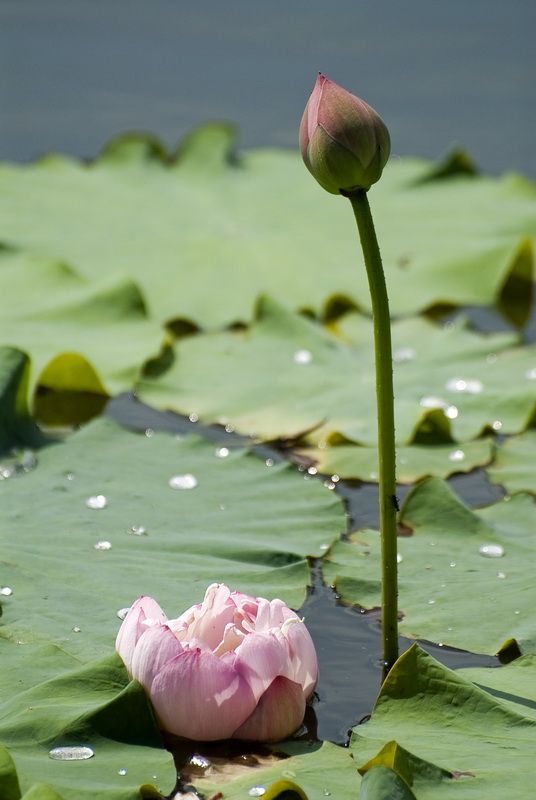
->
[2, 0, 535, 178]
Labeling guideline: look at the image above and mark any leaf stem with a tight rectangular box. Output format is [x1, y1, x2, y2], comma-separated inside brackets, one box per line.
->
[347, 189, 398, 679]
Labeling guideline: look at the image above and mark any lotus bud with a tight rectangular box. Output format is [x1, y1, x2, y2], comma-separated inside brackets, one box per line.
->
[116, 584, 318, 742]
[299, 73, 390, 195]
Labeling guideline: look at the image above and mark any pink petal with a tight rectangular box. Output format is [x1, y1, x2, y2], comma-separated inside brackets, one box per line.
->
[115, 596, 168, 674]
[233, 632, 290, 701]
[130, 624, 183, 692]
[278, 618, 319, 699]
[232, 676, 306, 742]
[175, 584, 236, 649]
[149, 647, 257, 741]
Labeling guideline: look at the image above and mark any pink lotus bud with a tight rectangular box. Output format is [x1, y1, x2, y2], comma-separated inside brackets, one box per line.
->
[116, 584, 318, 742]
[299, 73, 390, 194]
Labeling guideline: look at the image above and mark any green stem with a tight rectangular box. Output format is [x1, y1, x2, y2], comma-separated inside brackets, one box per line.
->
[348, 189, 398, 679]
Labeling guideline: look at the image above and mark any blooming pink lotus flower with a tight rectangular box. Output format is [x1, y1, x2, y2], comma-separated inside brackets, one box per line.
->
[116, 584, 318, 742]
[300, 73, 390, 194]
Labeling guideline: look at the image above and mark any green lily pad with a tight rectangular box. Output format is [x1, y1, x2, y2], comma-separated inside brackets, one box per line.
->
[351, 645, 536, 799]
[139, 298, 536, 458]
[293, 439, 494, 484]
[0, 653, 175, 800]
[0, 127, 534, 331]
[0, 249, 163, 398]
[487, 430, 536, 495]
[0, 417, 343, 660]
[197, 740, 358, 800]
[323, 477, 536, 654]
[0, 347, 48, 454]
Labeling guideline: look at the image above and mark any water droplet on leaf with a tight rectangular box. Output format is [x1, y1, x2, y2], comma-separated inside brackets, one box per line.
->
[479, 544, 504, 558]
[169, 474, 197, 489]
[248, 788, 266, 798]
[0, 587, 13, 596]
[448, 449, 465, 462]
[293, 349, 313, 364]
[445, 377, 483, 394]
[393, 347, 416, 363]
[127, 525, 147, 536]
[94, 541, 112, 551]
[215, 447, 230, 458]
[117, 768, 127, 776]
[49, 746, 94, 761]
[86, 495, 108, 509]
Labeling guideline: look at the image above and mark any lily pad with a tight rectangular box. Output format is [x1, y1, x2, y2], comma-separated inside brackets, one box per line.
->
[351, 645, 536, 799]
[139, 298, 536, 459]
[0, 249, 163, 397]
[487, 430, 536, 495]
[323, 477, 536, 654]
[0, 417, 344, 662]
[0, 653, 175, 800]
[0, 127, 534, 331]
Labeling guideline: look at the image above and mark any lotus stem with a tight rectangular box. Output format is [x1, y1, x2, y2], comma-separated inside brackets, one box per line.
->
[347, 188, 398, 679]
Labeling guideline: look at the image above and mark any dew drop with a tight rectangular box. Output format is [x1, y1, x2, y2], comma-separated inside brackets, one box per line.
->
[393, 347, 416, 363]
[219, 503, 226, 511]
[72, 627, 81, 633]
[448, 449, 465, 462]
[188, 412, 199, 423]
[248, 788, 266, 798]
[396, 553, 403, 563]
[188, 754, 211, 770]
[330, 474, 340, 483]
[0, 587, 13, 596]
[86, 495, 108, 510]
[117, 607, 131, 620]
[445, 405, 459, 419]
[443, 320, 455, 332]
[307, 466, 318, 475]
[94, 540, 112, 551]
[145, 428, 154, 438]
[169, 473, 197, 489]
[323, 480, 336, 490]
[428, 599, 436, 604]
[525, 367, 536, 380]
[445, 377, 483, 394]
[486, 352, 498, 364]
[127, 525, 147, 536]
[514, 609, 521, 615]
[479, 544, 504, 558]
[67, 472, 75, 481]
[319, 543, 329, 551]
[323, 792, 332, 797]
[450, 561, 456, 568]
[293, 349, 313, 365]
[497, 571, 506, 579]
[265, 458, 275, 467]
[49, 746, 94, 761]
[492, 420, 503, 430]
[224, 423, 235, 433]
[215, 447, 230, 458]
[117, 768, 127, 776]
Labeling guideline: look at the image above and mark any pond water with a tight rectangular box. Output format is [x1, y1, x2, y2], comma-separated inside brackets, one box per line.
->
[2, 0, 535, 179]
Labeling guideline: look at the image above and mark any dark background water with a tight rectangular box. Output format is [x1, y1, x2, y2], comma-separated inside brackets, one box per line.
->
[2, 0, 535, 178]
